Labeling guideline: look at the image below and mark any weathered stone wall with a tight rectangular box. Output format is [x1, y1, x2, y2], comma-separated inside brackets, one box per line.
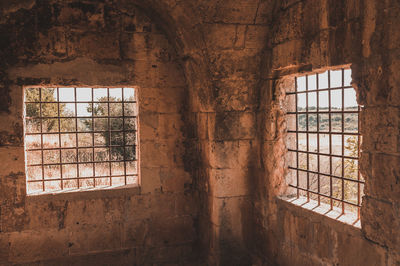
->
[190, 1, 271, 264]
[1, 0, 399, 265]
[252, 0, 400, 265]
[0, 1, 198, 265]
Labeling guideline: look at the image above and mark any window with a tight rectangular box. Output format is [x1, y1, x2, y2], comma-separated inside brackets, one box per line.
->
[285, 68, 364, 222]
[24, 87, 138, 194]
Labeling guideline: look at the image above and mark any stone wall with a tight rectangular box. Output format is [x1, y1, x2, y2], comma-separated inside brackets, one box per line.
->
[0, 1, 198, 265]
[252, 0, 400, 265]
[0, 0, 399, 265]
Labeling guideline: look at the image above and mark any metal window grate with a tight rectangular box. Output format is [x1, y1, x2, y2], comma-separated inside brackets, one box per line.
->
[24, 87, 138, 194]
[285, 68, 364, 220]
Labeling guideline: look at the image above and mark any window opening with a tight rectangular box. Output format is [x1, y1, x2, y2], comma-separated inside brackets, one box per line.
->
[24, 87, 138, 194]
[285, 68, 364, 222]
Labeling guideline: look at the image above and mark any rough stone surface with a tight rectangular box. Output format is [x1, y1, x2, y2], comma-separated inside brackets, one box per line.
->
[0, 0, 399, 265]
[0, 2, 198, 265]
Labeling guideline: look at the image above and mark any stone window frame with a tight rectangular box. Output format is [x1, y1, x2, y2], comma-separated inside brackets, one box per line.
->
[23, 85, 141, 195]
[281, 65, 364, 227]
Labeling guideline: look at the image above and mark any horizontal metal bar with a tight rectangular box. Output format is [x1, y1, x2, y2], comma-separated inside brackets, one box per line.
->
[288, 167, 365, 184]
[288, 184, 361, 207]
[27, 174, 139, 183]
[25, 130, 137, 136]
[286, 86, 353, 95]
[27, 159, 137, 167]
[287, 110, 359, 115]
[26, 144, 136, 152]
[287, 149, 359, 160]
[25, 115, 137, 119]
[287, 130, 360, 136]
[25, 101, 137, 104]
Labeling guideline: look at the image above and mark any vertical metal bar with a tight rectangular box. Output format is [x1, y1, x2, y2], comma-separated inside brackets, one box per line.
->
[306, 75, 310, 202]
[295, 78, 299, 198]
[39, 88, 45, 191]
[135, 88, 140, 186]
[75, 87, 80, 189]
[328, 70, 333, 210]
[92, 88, 96, 188]
[122, 88, 127, 185]
[316, 74, 320, 205]
[357, 104, 361, 219]
[57, 88, 63, 190]
[341, 69, 345, 214]
[107, 88, 112, 186]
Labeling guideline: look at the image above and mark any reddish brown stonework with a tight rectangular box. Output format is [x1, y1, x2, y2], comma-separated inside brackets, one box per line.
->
[0, 0, 399, 265]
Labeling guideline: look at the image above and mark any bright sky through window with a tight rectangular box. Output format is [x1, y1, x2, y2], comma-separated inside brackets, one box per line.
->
[24, 87, 138, 194]
[285, 68, 364, 226]
[55, 88, 136, 116]
[296, 69, 356, 109]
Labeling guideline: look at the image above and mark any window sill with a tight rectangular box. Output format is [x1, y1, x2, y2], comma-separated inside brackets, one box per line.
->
[277, 195, 361, 229]
[25, 184, 140, 202]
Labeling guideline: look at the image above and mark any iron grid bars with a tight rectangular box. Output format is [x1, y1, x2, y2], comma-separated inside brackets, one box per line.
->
[285, 68, 364, 220]
[24, 87, 138, 194]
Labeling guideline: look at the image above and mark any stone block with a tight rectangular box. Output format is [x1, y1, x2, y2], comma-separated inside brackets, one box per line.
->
[237, 139, 260, 169]
[154, 62, 187, 88]
[205, 24, 237, 50]
[361, 106, 399, 153]
[8, 229, 68, 263]
[210, 196, 250, 235]
[157, 87, 185, 114]
[140, 167, 161, 193]
[209, 140, 239, 169]
[131, 59, 158, 88]
[0, 233, 9, 264]
[245, 25, 268, 50]
[271, 39, 303, 70]
[208, 49, 260, 80]
[149, 216, 196, 246]
[68, 32, 120, 60]
[121, 33, 154, 60]
[64, 199, 106, 228]
[140, 141, 171, 168]
[337, 232, 387, 266]
[387, 251, 400, 266]
[160, 168, 191, 192]
[124, 195, 152, 222]
[214, 79, 257, 111]
[158, 113, 183, 140]
[362, 196, 400, 252]
[209, 111, 256, 141]
[137, 244, 193, 264]
[366, 153, 400, 202]
[150, 194, 177, 220]
[238, 112, 257, 139]
[174, 193, 198, 216]
[235, 25, 246, 48]
[197, 112, 209, 140]
[212, 0, 260, 24]
[309, 222, 337, 260]
[209, 197, 252, 265]
[68, 222, 122, 255]
[209, 112, 239, 140]
[121, 220, 148, 249]
[25, 200, 69, 231]
[0, 147, 25, 176]
[388, 51, 400, 106]
[139, 88, 159, 113]
[139, 112, 159, 140]
[139, 86, 184, 114]
[209, 168, 249, 197]
[37, 28, 68, 59]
